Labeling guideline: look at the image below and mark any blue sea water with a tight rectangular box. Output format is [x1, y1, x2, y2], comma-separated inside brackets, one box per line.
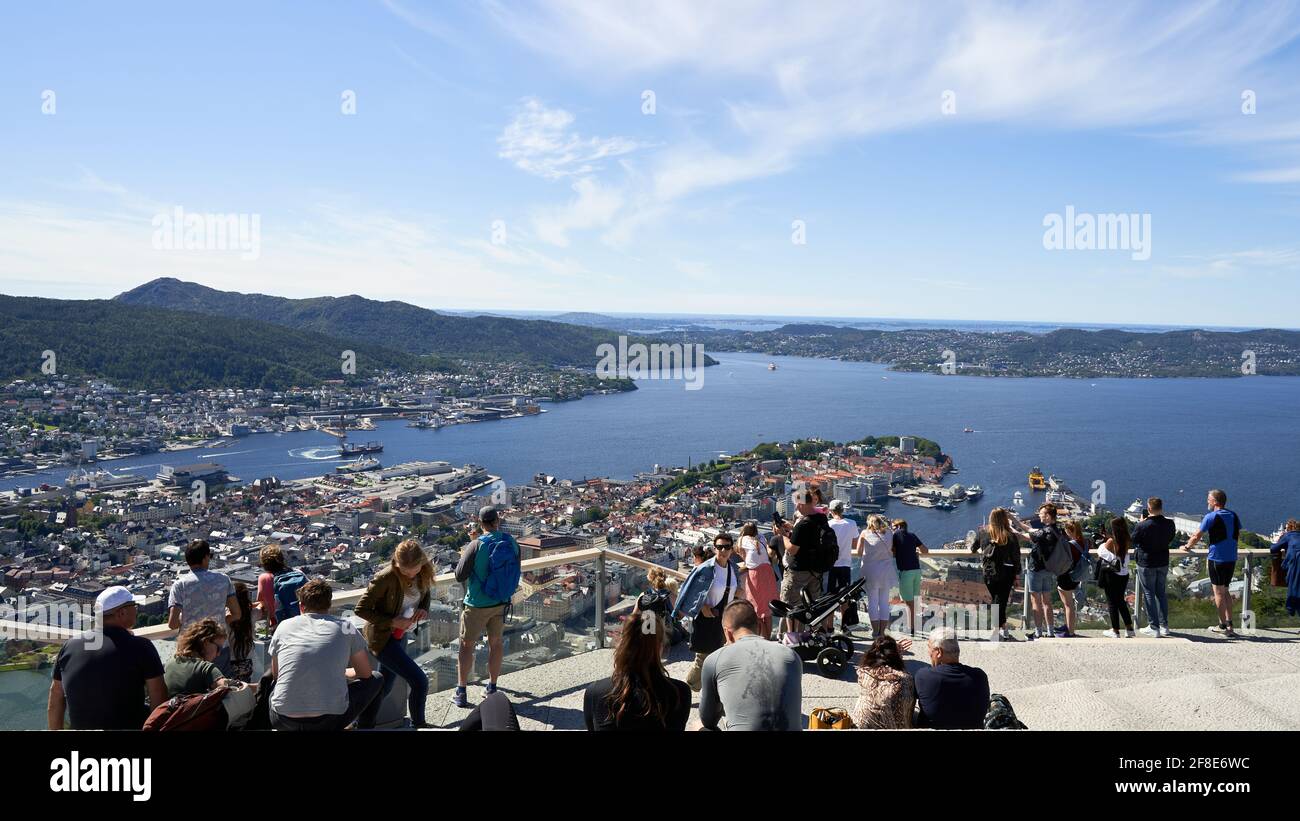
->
[5, 352, 1298, 546]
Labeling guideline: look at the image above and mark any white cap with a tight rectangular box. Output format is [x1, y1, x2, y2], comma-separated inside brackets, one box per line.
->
[95, 585, 135, 614]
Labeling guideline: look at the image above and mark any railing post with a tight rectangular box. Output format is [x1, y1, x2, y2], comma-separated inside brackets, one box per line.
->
[595, 551, 606, 649]
[1241, 558, 1252, 625]
[1022, 555, 1030, 627]
[1133, 567, 1144, 628]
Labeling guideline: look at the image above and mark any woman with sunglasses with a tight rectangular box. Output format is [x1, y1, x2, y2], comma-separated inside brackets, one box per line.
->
[672, 532, 741, 692]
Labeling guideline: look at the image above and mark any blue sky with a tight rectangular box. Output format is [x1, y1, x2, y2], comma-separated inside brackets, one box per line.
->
[3, 1, 1300, 327]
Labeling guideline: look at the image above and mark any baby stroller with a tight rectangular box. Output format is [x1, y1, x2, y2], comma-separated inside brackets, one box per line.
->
[769, 577, 864, 676]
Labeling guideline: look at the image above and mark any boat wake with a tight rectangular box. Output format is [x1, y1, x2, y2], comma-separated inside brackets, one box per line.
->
[288, 447, 342, 461]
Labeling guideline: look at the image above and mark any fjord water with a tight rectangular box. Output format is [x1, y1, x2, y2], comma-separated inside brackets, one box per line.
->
[5, 353, 1298, 544]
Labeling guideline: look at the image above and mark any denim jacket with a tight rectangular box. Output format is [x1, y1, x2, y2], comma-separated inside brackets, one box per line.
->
[671, 556, 741, 620]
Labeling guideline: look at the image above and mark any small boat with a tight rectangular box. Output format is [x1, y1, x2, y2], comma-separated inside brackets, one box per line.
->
[767, 363, 778, 371]
[966, 485, 983, 500]
[963, 427, 974, 433]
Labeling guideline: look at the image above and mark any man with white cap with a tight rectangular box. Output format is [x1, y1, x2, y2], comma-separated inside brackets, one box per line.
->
[47, 586, 167, 730]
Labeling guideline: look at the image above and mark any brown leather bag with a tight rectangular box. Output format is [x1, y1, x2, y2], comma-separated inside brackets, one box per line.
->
[809, 706, 855, 729]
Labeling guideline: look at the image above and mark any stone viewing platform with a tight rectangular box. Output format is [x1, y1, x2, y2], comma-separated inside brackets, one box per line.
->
[417, 626, 1300, 731]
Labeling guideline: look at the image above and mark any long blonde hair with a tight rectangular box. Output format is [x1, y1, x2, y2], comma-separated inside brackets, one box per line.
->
[391, 539, 433, 592]
[866, 514, 889, 533]
[987, 508, 1012, 545]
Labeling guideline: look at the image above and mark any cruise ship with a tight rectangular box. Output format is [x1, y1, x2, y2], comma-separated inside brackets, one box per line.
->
[64, 467, 150, 491]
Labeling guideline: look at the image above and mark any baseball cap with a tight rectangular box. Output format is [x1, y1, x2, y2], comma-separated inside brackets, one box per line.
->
[828, 499, 846, 513]
[95, 585, 136, 614]
[478, 505, 500, 524]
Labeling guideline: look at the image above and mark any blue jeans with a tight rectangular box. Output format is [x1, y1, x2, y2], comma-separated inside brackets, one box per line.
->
[358, 636, 429, 728]
[1138, 566, 1169, 629]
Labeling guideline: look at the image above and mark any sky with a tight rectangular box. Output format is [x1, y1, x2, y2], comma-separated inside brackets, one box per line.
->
[3, 0, 1300, 328]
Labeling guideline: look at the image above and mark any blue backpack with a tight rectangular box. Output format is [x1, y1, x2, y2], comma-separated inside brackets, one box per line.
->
[273, 569, 307, 621]
[476, 532, 521, 604]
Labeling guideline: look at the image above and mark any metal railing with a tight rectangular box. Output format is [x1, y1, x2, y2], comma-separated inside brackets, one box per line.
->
[0, 546, 1275, 644]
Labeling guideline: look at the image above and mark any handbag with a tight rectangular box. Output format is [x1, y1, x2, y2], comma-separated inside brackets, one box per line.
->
[222, 680, 257, 730]
[809, 707, 855, 730]
[1271, 547, 1286, 587]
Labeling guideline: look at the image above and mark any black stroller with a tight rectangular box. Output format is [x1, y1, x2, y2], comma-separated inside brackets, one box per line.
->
[769, 577, 864, 676]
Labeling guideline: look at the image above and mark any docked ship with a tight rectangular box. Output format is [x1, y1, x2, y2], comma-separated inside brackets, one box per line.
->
[340, 441, 383, 456]
[1028, 466, 1047, 491]
[65, 467, 149, 491]
[1047, 474, 1071, 492]
[335, 457, 381, 474]
[407, 415, 442, 430]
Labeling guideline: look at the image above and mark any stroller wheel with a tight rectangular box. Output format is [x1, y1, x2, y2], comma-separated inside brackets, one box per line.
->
[832, 635, 854, 656]
[816, 647, 846, 677]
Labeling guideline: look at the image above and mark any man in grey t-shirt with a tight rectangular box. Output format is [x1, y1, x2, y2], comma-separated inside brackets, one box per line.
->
[168, 540, 239, 675]
[699, 600, 803, 731]
[267, 579, 383, 731]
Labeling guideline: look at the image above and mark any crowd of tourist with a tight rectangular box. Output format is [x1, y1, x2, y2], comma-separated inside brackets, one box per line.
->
[42, 485, 1295, 732]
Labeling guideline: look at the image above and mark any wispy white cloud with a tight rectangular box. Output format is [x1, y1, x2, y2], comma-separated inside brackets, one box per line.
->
[1155, 248, 1300, 280]
[481, 0, 1300, 246]
[530, 176, 623, 247]
[498, 97, 644, 181]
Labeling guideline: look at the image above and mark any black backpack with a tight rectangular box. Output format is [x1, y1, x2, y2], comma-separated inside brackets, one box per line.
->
[984, 693, 1027, 729]
[800, 516, 839, 573]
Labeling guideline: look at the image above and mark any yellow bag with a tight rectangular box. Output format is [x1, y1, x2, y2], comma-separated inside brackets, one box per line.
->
[809, 707, 855, 730]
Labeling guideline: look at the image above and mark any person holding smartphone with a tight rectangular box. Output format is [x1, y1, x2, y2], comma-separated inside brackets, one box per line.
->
[356, 539, 433, 728]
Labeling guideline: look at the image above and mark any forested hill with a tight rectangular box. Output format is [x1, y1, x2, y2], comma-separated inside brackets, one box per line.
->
[0, 295, 429, 391]
[116, 278, 689, 367]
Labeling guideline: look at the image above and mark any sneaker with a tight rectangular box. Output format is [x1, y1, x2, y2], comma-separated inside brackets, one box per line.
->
[1139, 626, 1159, 637]
[1103, 629, 1120, 638]
[451, 686, 469, 708]
[1000, 628, 1013, 641]
[1209, 624, 1230, 634]
[1053, 626, 1070, 638]
[1125, 629, 1136, 638]
[1024, 631, 1037, 641]
[1158, 626, 1172, 637]
[1224, 626, 1238, 637]
[484, 682, 498, 696]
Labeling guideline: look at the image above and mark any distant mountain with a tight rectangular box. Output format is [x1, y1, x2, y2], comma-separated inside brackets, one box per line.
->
[548, 311, 628, 329]
[697, 323, 1300, 377]
[117, 279, 642, 366]
[0, 295, 425, 391]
